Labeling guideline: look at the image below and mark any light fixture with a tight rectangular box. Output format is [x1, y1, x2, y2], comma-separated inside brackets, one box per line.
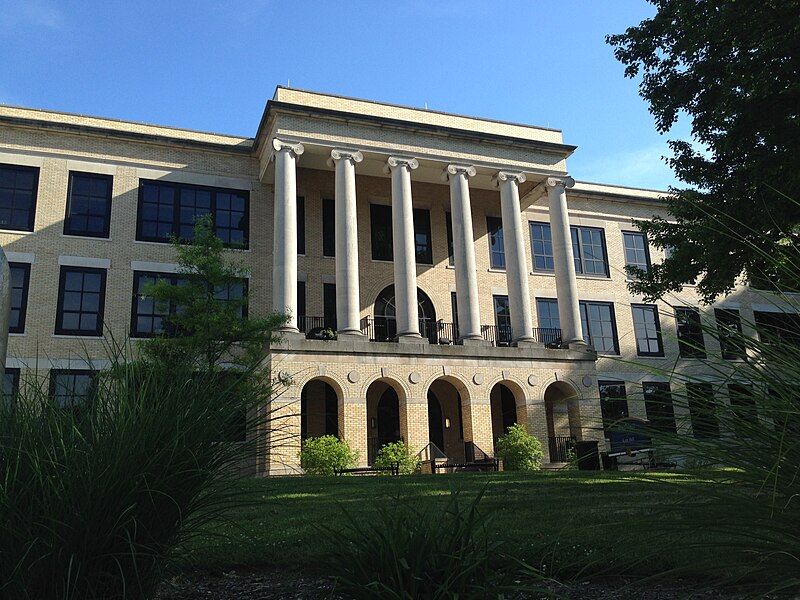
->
[371, 417, 377, 429]
[445, 418, 451, 429]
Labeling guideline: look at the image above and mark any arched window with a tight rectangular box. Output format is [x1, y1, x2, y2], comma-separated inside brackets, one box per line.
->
[373, 285, 436, 341]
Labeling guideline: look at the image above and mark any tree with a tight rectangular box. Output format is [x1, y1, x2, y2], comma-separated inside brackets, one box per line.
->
[607, 1, 800, 303]
[141, 215, 287, 371]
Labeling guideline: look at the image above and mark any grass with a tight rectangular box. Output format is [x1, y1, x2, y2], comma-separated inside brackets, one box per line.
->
[182, 470, 725, 581]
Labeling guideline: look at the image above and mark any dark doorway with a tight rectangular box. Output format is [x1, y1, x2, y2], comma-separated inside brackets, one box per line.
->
[428, 391, 445, 452]
[377, 386, 401, 449]
[301, 380, 339, 440]
[374, 284, 436, 342]
[491, 383, 518, 445]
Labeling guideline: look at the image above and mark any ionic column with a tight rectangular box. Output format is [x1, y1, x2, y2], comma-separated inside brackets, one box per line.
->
[443, 164, 484, 343]
[329, 148, 364, 336]
[272, 138, 304, 331]
[546, 176, 583, 345]
[385, 156, 421, 340]
[495, 171, 534, 344]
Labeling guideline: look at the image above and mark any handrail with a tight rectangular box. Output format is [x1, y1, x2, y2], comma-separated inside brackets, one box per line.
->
[416, 442, 448, 461]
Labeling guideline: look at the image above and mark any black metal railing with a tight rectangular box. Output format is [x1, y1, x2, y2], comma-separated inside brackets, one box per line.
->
[548, 435, 575, 463]
[481, 324, 513, 347]
[360, 317, 461, 345]
[299, 315, 338, 338]
[533, 327, 562, 348]
[361, 317, 377, 341]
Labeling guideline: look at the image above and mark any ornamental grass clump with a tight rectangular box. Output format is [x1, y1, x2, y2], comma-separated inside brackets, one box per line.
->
[494, 423, 544, 471]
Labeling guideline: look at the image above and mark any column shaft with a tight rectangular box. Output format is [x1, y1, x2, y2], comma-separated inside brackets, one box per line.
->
[497, 172, 534, 343]
[331, 149, 364, 335]
[445, 164, 482, 341]
[271, 139, 303, 331]
[546, 177, 583, 345]
[387, 157, 421, 339]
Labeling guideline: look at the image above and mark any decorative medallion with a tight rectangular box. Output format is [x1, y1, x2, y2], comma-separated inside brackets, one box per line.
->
[348, 370, 360, 384]
[409, 371, 421, 384]
[473, 373, 484, 385]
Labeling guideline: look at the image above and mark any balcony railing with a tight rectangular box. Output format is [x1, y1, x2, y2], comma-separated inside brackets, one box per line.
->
[298, 315, 337, 337]
[481, 324, 513, 347]
[548, 435, 575, 463]
[533, 327, 563, 348]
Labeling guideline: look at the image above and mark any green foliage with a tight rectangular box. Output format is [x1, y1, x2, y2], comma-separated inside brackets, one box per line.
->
[374, 441, 420, 475]
[0, 342, 276, 600]
[607, 1, 800, 302]
[494, 423, 543, 471]
[300, 435, 358, 476]
[320, 487, 536, 598]
[142, 214, 287, 370]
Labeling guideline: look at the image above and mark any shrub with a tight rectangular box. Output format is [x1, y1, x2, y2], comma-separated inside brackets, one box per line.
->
[374, 441, 420, 474]
[0, 345, 276, 600]
[494, 423, 543, 471]
[300, 435, 358, 476]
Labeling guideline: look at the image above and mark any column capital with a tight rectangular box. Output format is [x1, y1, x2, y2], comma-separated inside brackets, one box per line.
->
[493, 170, 527, 187]
[271, 138, 304, 157]
[328, 148, 364, 165]
[545, 176, 575, 190]
[383, 155, 419, 174]
[442, 163, 477, 181]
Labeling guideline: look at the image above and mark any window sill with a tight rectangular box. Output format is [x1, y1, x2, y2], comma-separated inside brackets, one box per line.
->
[577, 274, 612, 281]
[0, 228, 35, 236]
[133, 239, 251, 253]
[61, 233, 112, 242]
[445, 264, 455, 270]
[636, 354, 666, 360]
[322, 255, 335, 259]
[9, 332, 26, 337]
[530, 271, 555, 277]
[487, 268, 506, 274]
[371, 259, 394, 264]
[52, 334, 105, 340]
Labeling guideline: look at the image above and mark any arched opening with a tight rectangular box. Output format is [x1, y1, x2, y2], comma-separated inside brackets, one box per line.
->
[373, 284, 436, 342]
[366, 380, 402, 464]
[427, 378, 466, 462]
[300, 379, 340, 441]
[544, 381, 582, 463]
[490, 383, 519, 448]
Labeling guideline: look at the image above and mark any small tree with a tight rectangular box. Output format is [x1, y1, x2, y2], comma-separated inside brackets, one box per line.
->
[494, 424, 543, 471]
[141, 215, 287, 371]
[374, 441, 421, 475]
[300, 436, 358, 476]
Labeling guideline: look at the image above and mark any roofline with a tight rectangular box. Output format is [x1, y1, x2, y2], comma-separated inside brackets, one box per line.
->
[0, 109, 254, 155]
[572, 179, 672, 202]
[271, 85, 565, 134]
[254, 99, 577, 157]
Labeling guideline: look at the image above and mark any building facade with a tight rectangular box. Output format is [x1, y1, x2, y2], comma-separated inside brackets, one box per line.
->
[0, 87, 775, 474]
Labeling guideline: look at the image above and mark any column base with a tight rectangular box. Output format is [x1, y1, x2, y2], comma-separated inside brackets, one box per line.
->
[276, 328, 303, 341]
[513, 338, 537, 348]
[337, 330, 365, 339]
[397, 333, 426, 344]
[459, 336, 490, 347]
[566, 340, 594, 352]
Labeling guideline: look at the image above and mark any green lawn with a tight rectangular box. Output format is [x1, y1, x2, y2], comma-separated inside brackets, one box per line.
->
[183, 470, 718, 578]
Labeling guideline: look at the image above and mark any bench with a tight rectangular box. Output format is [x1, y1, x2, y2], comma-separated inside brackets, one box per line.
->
[334, 463, 400, 476]
[431, 459, 499, 473]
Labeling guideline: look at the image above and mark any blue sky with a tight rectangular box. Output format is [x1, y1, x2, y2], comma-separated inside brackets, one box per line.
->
[0, 0, 690, 190]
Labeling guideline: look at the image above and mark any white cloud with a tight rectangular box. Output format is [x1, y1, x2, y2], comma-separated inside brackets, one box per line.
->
[571, 144, 680, 191]
[0, 0, 66, 32]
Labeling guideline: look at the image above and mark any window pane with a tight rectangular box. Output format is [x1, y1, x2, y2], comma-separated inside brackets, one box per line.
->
[413, 208, 432, 264]
[632, 304, 663, 356]
[715, 309, 745, 360]
[57, 267, 105, 336]
[580, 301, 618, 354]
[370, 204, 393, 261]
[8, 263, 30, 333]
[623, 231, 650, 274]
[487, 216, 505, 269]
[65, 173, 112, 238]
[322, 198, 335, 257]
[530, 222, 554, 272]
[676, 307, 706, 358]
[297, 196, 305, 254]
[643, 382, 676, 433]
[599, 380, 628, 435]
[0, 164, 38, 232]
[445, 212, 454, 266]
[687, 383, 719, 439]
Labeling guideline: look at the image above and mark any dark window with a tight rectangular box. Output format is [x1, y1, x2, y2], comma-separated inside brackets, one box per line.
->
[445, 212, 454, 266]
[297, 196, 305, 254]
[715, 309, 746, 360]
[8, 262, 30, 334]
[599, 380, 628, 434]
[493, 295, 511, 343]
[137, 180, 248, 247]
[323, 283, 337, 330]
[687, 383, 719, 439]
[728, 384, 757, 436]
[571, 226, 608, 276]
[370, 203, 393, 261]
[3, 368, 20, 403]
[50, 369, 96, 411]
[487, 216, 505, 269]
[322, 198, 335, 257]
[580, 301, 619, 354]
[676, 307, 706, 358]
[0, 163, 38, 232]
[530, 222, 554, 272]
[754, 311, 800, 346]
[131, 271, 185, 338]
[631, 304, 663, 356]
[536, 298, 560, 330]
[297, 281, 306, 321]
[214, 279, 247, 320]
[55, 267, 106, 336]
[451, 292, 459, 335]
[622, 231, 650, 274]
[64, 172, 113, 238]
[643, 382, 676, 433]
[413, 208, 432, 264]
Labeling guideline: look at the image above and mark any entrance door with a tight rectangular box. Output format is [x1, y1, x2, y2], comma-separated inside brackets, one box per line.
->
[377, 387, 401, 448]
[427, 391, 445, 452]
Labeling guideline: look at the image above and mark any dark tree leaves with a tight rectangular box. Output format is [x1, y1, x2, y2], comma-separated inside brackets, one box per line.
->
[607, 0, 800, 302]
